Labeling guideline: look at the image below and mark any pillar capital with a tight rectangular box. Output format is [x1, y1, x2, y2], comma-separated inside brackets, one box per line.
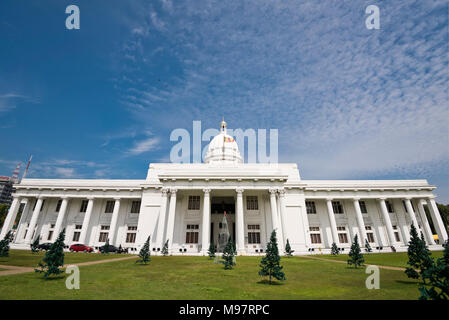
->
[378, 197, 386, 201]
[268, 188, 277, 195]
[37, 195, 46, 200]
[278, 188, 286, 196]
[325, 197, 333, 202]
[86, 196, 95, 200]
[170, 188, 178, 195]
[353, 197, 360, 201]
[427, 195, 436, 200]
[235, 188, 244, 195]
[404, 197, 412, 201]
[60, 195, 70, 200]
[113, 197, 121, 201]
[203, 188, 211, 195]
[161, 188, 169, 196]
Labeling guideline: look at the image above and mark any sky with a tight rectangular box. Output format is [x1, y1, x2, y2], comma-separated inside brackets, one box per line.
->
[1, 1, 448, 202]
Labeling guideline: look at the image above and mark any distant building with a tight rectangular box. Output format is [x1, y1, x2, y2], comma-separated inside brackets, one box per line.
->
[0, 176, 14, 205]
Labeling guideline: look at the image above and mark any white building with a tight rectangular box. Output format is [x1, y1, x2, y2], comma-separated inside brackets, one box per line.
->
[1, 120, 447, 255]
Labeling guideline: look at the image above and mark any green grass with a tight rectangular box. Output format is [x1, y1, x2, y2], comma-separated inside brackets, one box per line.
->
[319, 251, 444, 268]
[0, 250, 132, 267]
[0, 255, 424, 300]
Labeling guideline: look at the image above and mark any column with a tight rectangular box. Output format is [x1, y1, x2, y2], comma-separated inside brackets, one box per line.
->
[235, 188, 245, 254]
[404, 198, 419, 231]
[326, 199, 339, 245]
[427, 197, 448, 243]
[416, 200, 435, 245]
[156, 188, 169, 248]
[166, 188, 177, 251]
[52, 197, 69, 242]
[0, 196, 21, 240]
[108, 198, 121, 245]
[353, 198, 367, 246]
[277, 189, 287, 249]
[24, 196, 44, 244]
[78, 198, 94, 244]
[13, 198, 29, 243]
[269, 188, 279, 232]
[378, 198, 396, 246]
[201, 188, 211, 254]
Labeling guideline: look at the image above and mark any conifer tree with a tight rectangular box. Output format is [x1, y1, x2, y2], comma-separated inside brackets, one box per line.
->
[35, 229, 65, 278]
[31, 238, 40, 253]
[161, 239, 169, 256]
[207, 242, 216, 259]
[365, 239, 372, 253]
[347, 234, 364, 268]
[102, 238, 110, 254]
[0, 230, 13, 257]
[221, 237, 236, 269]
[259, 230, 285, 284]
[331, 242, 339, 255]
[136, 235, 151, 264]
[419, 240, 449, 300]
[405, 223, 432, 279]
[285, 239, 294, 257]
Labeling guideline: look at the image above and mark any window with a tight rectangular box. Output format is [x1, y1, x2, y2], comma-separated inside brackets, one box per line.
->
[72, 231, 80, 242]
[98, 232, 108, 242]
[247, 224, 261, 244]
[359, 201, 368, 214]
[79, 200, 89, 213]
[337, 226, 348, 243]
[385, 200, 394, 213]
[105, 201, 115, 213]
[366, 226, 375, 243]
[56, 199, 62, 212]
[100, 225, 110, 230]
[306, 201, 316, 214]
[75, 224, 82, 230]
[185, 224, 199, 243]
[332, 201, 344, 214]
[126, 226, 137, 243]
[130, 201, 141, 214]
[246, 196, 259, 210]
[309, 226, 322, 244]
[393, 225, 401, 242]
[188, 196, 200, 210]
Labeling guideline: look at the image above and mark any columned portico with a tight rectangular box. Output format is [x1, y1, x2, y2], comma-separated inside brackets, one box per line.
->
[166, 188, 177, 251]
[326, 199, 339, 245]
[0, 196, 21, 240]
[78, 198, 94, 244]
[201, 188, 211, 254]
[156, 188, 169, 249]
[25, 196, 44, 244]
[353, 198, 367, 246]
[109, 198, 121, 245]
[235, 188, 245, 254]
[416, 200, 435, 245]
[378, 198, 397, 246]
[52, 197, 69, 242]
[426, 197, 448, 243]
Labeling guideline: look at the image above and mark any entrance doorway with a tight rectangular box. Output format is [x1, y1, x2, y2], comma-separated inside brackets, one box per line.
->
[210, 196, 235, 247]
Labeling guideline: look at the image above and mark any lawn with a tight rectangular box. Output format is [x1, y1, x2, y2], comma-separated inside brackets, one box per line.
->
[0, 255, 424, 300]
[318, 251, 444, 268]
[0, 249, 132, 267]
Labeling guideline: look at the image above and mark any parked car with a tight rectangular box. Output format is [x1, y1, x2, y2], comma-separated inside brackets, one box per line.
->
[99, 245, 128, 254]
[37, 243, 52, 251]
[69, 243, 94, 253]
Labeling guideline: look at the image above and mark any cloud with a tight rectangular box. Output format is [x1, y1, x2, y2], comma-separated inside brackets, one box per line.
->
[54, 167, 76, 178]
[127, 137, 160, 155]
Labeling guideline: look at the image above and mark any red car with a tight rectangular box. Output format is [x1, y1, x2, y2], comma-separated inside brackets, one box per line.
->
[69, 243, 94, 253]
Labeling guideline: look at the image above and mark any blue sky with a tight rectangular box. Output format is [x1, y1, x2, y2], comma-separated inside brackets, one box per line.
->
[1, 1, 448, 202]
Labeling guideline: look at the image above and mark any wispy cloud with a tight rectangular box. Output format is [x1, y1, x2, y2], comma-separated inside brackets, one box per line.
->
[127, 137, 160, 155]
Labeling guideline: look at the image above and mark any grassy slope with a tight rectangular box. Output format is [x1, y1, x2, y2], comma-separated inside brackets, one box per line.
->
[319, 251, 444, 268]
[0, 255, 422, 300]
[0, 250, 132, 267]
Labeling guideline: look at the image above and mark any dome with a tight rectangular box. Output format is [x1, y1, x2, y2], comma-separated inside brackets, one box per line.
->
[204, 119, 243, 164]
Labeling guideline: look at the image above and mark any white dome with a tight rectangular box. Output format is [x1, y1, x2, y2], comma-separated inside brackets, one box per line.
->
[204, 120, 243, 164]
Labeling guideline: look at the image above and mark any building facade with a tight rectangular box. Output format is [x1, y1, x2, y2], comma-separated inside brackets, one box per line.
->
[1, 121, 448, 254]
[0, 176, 14, 205]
